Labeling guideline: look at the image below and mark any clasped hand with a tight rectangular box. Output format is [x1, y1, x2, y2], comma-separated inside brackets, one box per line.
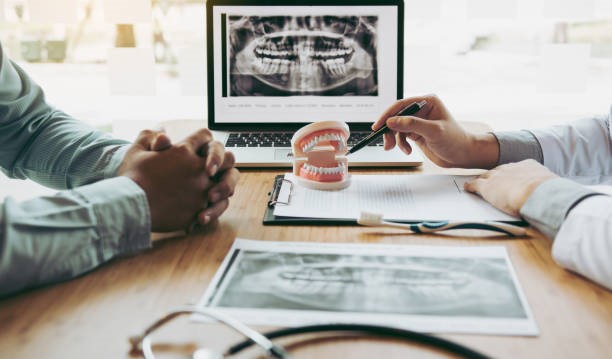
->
[118, 129, 240, 232]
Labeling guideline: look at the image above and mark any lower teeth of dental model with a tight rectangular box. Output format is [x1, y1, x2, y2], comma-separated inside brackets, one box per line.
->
[302, 163, 345, 175]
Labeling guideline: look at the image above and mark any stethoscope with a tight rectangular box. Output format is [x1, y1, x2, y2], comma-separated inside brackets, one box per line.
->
[129, 306, 490, 359]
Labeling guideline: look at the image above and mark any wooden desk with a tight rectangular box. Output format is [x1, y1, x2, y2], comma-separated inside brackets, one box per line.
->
[0, 168, 611, 359]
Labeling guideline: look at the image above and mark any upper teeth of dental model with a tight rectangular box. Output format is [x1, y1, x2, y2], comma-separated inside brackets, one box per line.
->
[301, 133, 346, 153]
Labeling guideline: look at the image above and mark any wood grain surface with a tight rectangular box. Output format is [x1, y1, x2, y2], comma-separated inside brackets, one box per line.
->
[0, 119, 610, 358]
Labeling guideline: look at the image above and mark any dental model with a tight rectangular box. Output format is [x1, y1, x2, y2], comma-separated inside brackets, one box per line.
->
[290, 121, 351, 190]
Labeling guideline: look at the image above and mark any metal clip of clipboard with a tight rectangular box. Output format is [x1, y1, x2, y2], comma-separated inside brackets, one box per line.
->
[267, 177, 293, 208]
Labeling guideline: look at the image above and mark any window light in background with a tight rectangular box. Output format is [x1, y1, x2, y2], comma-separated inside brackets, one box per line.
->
[404, 0, 441, 20]
[103, 0, 152, 24]
[467, 0, 518, 19]
[26, 0, 78, 23]
[177, 46, 206, 96]
[108, 47, 156, 96]
[0, 0, 609, 136]
[403, 45, 441, 93]
[404, 0, 612, 131]
[538, 44, 589, 93]
[543, 0, 595, 20]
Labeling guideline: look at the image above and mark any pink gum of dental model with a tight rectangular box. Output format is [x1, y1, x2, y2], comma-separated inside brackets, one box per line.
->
[290, 121, 351, 190]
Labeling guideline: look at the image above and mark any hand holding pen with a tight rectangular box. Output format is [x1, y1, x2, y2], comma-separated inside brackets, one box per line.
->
[369, 94, 500, 169]
[347, 100, 427, 155]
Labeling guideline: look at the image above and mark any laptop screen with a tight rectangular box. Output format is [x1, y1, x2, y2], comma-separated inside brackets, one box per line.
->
[207, 0, 403, 131]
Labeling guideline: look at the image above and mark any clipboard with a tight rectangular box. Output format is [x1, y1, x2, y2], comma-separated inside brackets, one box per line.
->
[263, 175, 528, 227]
[263, 175, 358, 225]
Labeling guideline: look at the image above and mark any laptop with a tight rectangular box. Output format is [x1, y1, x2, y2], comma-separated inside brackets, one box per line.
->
[206, 0, 422, 167]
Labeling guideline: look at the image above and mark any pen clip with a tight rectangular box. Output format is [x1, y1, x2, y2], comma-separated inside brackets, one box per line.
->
[394, 100, 427, 117]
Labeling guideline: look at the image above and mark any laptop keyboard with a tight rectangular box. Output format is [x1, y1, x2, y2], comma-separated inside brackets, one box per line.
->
[225, 132, 384, 148]
[347, 132, 385, 147]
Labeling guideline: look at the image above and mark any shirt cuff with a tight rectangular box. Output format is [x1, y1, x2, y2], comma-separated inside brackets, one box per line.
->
[520, 178, 600, 238]
[72, 176, 151, 258]
[493, 130, 544, 165]
[104, 144, 130, 178]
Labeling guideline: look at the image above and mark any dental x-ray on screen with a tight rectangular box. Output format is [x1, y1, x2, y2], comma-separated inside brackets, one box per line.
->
[209, 2, 400, 126]
[229, 15, 378, 96]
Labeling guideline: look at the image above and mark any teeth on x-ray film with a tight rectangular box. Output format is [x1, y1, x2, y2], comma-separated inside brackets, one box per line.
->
[214, 252, 526, 318]
[274, 263, 469, 309]
[229, 15, 378, 96]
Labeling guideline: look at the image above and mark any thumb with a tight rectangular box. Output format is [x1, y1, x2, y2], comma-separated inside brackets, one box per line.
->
[386, 116, 440, 138]
[463, 178, 480, 194]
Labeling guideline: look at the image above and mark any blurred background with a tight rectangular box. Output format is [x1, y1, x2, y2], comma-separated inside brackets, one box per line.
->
[0, 0, 611, 138]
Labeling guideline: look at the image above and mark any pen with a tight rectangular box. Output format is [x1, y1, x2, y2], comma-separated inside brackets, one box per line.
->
[347, 100, 427, 155]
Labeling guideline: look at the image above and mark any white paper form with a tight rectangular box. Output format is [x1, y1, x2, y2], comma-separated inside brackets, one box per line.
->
[274, 173, 518, 222]
[196, 239, 538, 336]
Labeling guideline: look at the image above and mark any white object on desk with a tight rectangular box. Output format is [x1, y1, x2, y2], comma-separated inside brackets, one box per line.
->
[358, 211, 527, 237]
[274, 173, 519, 223]
[196, 238, 538, 336]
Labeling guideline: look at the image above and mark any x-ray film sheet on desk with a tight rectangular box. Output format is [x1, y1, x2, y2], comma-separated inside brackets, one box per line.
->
[196, 239, 538, 336]
[273, 174, 520, 222]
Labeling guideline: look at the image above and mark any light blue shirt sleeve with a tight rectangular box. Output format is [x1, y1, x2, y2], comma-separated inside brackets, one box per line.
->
[0, 43, 152, 296]
[0, 42, 128, 189]
[0, 177, 151, 296]
[493, 112, 611, 238]
[494, 111, 612, 288]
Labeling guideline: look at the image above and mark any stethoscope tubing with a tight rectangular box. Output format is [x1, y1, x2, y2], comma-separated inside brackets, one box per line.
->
[226, 323, 491, 359]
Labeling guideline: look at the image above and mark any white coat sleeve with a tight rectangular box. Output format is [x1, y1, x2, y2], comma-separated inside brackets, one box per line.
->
[496, 106, 612, 289]
[553, 195, 612, 289]
[520, 179, 611, 289]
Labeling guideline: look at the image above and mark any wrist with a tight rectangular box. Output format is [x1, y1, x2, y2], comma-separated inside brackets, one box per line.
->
[469, 133, 500, 169]
[519, 177, 598, 238]
[519, 176, 556, 209]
